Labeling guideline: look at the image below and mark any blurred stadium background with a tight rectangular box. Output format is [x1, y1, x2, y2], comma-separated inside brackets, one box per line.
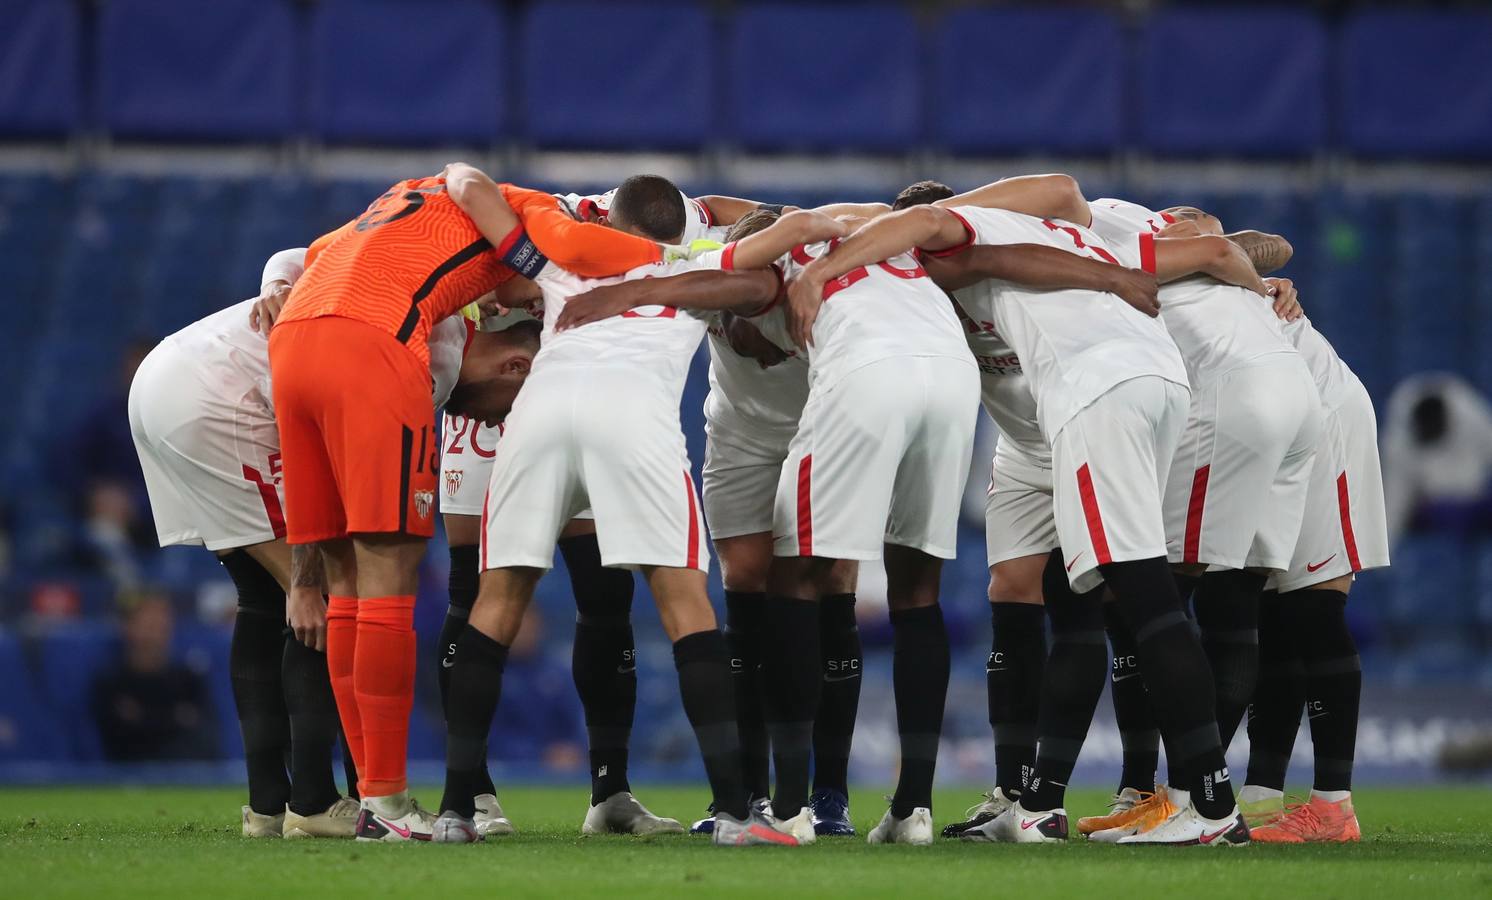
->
[1, 0, 1491, 791]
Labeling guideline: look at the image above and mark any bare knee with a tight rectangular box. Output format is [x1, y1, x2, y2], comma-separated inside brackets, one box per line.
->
[823, 559, 859, 595]
[642, 566, 716, 640]
[470, 567, 542, 644]
[884, 544, 942, 611]
[988, 552, 1048, 605]
[319, 538, 356, 597]
[716, 532, 774, 593]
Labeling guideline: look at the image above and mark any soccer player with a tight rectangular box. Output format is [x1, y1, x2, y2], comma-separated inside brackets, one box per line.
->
[434, 175, 810, 847]
[269, 163, 661, 842]
[128, 247, 497, 838]
[805, 200, 1253, 846]
[1238, 277, 1388, 843]
[561, 206, 984, 846]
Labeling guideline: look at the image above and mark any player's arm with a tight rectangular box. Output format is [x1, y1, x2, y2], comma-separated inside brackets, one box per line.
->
[287, 544, 327, 652]
[696, 195, 782, 226]
[502, 184, 663, 277]
[1153, 234, 1268, 295]
[934, 174, 1091, 227]
[554, 269, 783, 331]
[730, 209, 850, 269]
[923, 245, 1160, 317]
[1225, 230, 1294, 276]
[442, 163, 540, 272]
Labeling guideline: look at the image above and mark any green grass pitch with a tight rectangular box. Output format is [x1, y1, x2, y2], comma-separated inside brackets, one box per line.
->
[3, 785, 1489, 898]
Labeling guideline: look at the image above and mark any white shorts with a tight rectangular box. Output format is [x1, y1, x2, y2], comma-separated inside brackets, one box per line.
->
[440, 413, 502, 517]
[1052, 376, 1190, 592]
[774, 355, 980, 560]
[985, 438, 1058, 567]
[701, 416, 792, 541]
[1270, 378, 1390, 592]
[480, 366, 707, 572]
[1163, 357, 1322, 571]
[127, 341, 286, 551]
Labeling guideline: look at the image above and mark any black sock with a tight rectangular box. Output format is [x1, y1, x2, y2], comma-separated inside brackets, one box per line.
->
[1246, 590, 1304, 791]
[1174, 573, 1201, 607]
[1193, 569, 1265, 750]
[813, 592, 861, 797]
[1022, 552, 1106, 813]
[560, 533, 637, 805]
[724, 590, 771, 800]
[437, 543, 495, 797]
[1296, 589, 1360, 793]
[1104, 557, 1233, 819]
[762, 594, 821, 817]
[987, 601, 1045, 796]
[439, 627, 509, 818]
[1104, 602, 1159, 794]
[889, 603, 949, 818]
[438, 544, 479, 712]
[282, 632, 342, 816]
[221, 550, 292, 816]
[673, 630, 749, 821]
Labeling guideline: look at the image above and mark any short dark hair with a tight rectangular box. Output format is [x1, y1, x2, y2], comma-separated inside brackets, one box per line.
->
[892, 180, 954, 210]
[726, 208, 780, 242]
[610, 174, 686, 242]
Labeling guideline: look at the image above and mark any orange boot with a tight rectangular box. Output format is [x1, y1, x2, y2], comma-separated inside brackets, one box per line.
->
[1250, 794, 1360, 843]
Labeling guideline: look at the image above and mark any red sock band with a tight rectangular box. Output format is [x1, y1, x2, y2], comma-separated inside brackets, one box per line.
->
[325, 595, 365, 782]
[354, 595, 417, 798]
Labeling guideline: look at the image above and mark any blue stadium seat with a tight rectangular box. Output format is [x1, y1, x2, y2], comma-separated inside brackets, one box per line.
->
[1307, 192, 1393, 400]
[0, 0, 81, 136]
[931, 9, 1122, 155]
[520, 2, 713, 149]
[726, 4, 921, 152]
[1139, 9, 1326, 156]
[309, 0, 507, 144]
[1340, 11, 1492, 158]
[1386, 535, 1471, 636]
[1390, 195, 1473, 380]
[0, 630, 66, 761]
[98, 0, 299, 141]
[35, 620, 118, 761]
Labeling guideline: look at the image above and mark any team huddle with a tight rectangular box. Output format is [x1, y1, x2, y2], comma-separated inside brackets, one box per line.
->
[127, 164, 1387, 848]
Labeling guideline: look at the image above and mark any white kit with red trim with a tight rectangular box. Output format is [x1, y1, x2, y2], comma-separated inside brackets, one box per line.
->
[128, 275, 469, 552]
[477, 252, 726, 573]
[757, 239, 979, 562]
[941, 206, 1189, 590]
[1269, 316, 1389, 591]
[1088, 199, 1324, 573]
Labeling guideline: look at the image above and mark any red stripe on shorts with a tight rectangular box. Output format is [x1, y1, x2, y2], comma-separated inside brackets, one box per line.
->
[683, 470, 700, 569]
[1336, 472, 1362, 572]
[1076, 463, 1112, 565]
[242, 464, 287, 539]
[480, 488, 490, 571]
[1183, 465, 1211, 564]
[797, 455, 814, 557]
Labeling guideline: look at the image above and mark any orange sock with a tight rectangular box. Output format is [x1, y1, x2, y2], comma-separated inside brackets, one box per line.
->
[354, 595, 417, 798]
[325, 595, 365, 785]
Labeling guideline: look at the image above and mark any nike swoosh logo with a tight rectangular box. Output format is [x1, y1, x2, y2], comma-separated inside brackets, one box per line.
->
[1020, 817, 1043, 830]
[617, 665, 637, 674]
[1308, 712, 1328, 720]
[1306, 555, 1337, 573]
[1198, 823, 1234, 845]
[823, 673, 860, 683]
[1111, 672, 1141, 683]
[1066, 552, 1085, 573]
[441, 658, 455, 669]
[378, 816, 412, 839]
[986, 667, 1008, 673]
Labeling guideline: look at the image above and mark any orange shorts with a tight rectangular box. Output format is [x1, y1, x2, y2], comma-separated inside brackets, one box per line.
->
[268, 317, 440, 543]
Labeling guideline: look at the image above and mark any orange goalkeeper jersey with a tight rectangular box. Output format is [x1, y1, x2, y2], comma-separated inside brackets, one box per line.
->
[279, 177, 661, 366]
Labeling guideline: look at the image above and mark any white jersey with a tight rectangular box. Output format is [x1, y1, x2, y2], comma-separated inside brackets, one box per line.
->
[955, 305, 1048, 464]
[531, 252, 716, 392]
[944, 205, 1188, 440]
[746, 239, 970, 392]
[1087, 199, 1294, 387]
[1281, 315, 1357, 413]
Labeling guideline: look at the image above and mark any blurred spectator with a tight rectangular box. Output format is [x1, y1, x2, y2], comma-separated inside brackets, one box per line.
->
[90, 588, 218, 761]
[490, 607, 585, 771]
[1383, 373, 1492, 541]
[60, 339, 160, 587]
